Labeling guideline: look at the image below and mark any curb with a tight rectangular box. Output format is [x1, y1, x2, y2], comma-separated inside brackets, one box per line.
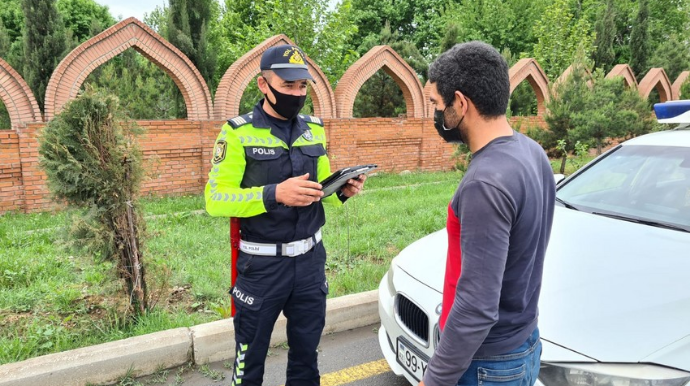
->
[0, 290, 379, 386]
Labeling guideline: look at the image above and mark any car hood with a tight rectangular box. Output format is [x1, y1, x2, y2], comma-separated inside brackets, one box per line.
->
[393, 229, 447, 294]
[393, 207, 690, 370]
[540, 206, 690, 368]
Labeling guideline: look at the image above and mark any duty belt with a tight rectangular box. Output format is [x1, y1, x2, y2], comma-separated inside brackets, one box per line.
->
[239, 229, 322, 257]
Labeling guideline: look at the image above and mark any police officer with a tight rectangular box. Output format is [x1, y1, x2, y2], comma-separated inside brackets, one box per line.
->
[205, 45, 366, 386]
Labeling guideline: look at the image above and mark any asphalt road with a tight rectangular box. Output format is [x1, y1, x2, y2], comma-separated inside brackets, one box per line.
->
[133, 324, 412, 386]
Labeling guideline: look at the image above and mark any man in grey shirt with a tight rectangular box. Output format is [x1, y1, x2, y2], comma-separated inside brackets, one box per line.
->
[421, 41, 555, 386]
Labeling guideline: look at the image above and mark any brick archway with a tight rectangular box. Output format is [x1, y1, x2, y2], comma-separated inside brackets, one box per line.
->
[424, 81, 434, 118]
[45, 17, 212, 121]
[335, 45, 425, 118]
[638, 68, 672, 102]
[214, 35, 336, 120]
[606, 64, 638, 88]
[671, 71, 689, 100]
[0, 58, 42, 129]
[509, 58, 549, 115]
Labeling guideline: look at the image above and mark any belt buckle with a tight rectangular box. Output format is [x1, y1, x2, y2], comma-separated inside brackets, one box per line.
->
[287, 239, 309, 257]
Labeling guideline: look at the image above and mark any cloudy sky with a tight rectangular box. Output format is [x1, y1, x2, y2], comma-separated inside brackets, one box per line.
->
[94, 0, 167, 22]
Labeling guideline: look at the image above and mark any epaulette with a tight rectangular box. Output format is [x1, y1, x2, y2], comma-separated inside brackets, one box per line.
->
[299, 114, 324, 126]
[227, 113, 254, 129]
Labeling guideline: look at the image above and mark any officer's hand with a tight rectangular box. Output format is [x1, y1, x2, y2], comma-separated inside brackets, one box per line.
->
[340, 174, 367, 198]
[276, 173, 324, 207]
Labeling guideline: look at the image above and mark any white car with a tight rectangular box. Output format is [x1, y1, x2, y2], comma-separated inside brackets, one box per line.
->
[378, 102, 690, 386]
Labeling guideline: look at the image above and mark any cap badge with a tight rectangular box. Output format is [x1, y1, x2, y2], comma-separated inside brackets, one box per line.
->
[289, 50, 305, 65]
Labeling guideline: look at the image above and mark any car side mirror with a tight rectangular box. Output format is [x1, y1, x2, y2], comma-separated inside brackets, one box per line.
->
[554, 174, 566, 185]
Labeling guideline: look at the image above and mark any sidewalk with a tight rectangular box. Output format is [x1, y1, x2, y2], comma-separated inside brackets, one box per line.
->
[0, 290, 379, 386]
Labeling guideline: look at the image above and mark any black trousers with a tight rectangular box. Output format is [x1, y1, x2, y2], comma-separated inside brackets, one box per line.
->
[230, 242, 328, 386]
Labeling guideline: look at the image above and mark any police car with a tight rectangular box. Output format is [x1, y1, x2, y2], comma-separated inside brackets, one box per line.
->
[378, 101, 690, 386]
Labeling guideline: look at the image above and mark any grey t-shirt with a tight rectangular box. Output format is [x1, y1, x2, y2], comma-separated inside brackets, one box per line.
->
[423, 131, 555, 386]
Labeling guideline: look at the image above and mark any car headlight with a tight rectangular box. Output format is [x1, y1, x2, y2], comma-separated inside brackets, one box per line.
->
[386, 265, 396, 294]
[539, 363, 690, 386]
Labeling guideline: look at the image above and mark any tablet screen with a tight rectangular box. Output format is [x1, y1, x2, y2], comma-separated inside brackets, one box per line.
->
[321, 164, 377, 197]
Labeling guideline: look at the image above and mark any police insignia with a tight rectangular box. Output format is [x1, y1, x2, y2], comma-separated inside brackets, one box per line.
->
[289, 50, 305, 65]
[302, 130, 314, 141]
[212, 141, 227, 164]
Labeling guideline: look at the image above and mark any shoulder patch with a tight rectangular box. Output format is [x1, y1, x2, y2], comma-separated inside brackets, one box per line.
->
[228, 113, 254, 129]
[298, 114, 323, 127]
[212, 140, 227, 164]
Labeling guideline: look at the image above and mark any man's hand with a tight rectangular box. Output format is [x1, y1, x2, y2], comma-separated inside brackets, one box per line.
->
[340, 174, 367, 198]
[276, 173, 324, 207]
[418, 381, 425, 386]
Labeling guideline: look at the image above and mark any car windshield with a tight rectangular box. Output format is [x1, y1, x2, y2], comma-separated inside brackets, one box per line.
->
[557, 144, 690, 230]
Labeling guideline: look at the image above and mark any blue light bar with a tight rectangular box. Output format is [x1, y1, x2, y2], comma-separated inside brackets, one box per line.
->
[654, 100, 690, 123]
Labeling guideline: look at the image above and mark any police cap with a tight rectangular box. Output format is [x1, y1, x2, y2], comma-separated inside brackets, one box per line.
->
[260, 45, 314, 82]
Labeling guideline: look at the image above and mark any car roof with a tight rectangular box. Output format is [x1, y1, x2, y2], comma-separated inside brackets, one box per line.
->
[623, 128, 690, 148]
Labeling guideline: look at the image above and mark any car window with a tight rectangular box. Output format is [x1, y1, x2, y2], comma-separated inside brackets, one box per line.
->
[557, 145, 690, 228]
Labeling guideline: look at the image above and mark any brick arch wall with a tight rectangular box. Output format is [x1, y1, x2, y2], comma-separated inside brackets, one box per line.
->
[638, 68, 672, 102]
[509, 58, 549, 115]
[44, 17, 212, 121]
[424, 81, 433, 118]
[214, 35, 336, 120]
[334, 45, 425, 118]
[672, 71, 689, 100]
[0, 58, 42, 129]
[606, 64, 638, 88]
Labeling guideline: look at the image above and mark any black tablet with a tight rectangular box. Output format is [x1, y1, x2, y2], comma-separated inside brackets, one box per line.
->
[321, 164, 377, 197]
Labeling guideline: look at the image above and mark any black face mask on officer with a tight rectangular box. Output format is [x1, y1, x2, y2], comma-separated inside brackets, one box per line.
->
[265, 82, 306, 120]
[433, 104, 465, 144]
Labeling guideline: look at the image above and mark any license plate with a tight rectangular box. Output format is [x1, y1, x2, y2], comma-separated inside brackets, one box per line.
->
[396, 337, 429, 381]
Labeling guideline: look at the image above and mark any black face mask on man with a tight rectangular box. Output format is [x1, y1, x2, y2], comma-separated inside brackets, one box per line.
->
[433, 105, 465, 144]
[265, 82, 307, 120]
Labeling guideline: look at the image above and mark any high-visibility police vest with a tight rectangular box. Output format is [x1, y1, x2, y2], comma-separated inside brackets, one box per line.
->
[205, 104, 340, 243]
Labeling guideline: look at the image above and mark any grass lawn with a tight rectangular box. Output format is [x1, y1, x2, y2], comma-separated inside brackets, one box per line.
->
[0, 171, 462, 365]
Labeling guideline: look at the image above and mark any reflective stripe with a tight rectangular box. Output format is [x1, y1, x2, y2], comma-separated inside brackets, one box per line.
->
[231, 116, 246, 126]
[211, 192, 263, 202]
[270, 63, 308, 69]
[231, 343, 248, 386]
[239, 229, 323, 257]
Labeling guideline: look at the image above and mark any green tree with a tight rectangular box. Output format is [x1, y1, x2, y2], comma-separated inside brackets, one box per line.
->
[438, 0, 547, 58]
[0, 0, 25, 70]
[22, 0, 68, 107]
[629, 0, 649, 77]
[217, 0, 358, 113]
[0, 0, 23, 42]
[38, 87, 148, 314]
[84, 50, 184, 119]
[532, 0, 595, 80]
[0, 18, 10, 56]
[570, 70, 656, 154]
[570, 71, 630, 154]
[592, 0, 616, 71]
[57, 0, 115, 43]
[167, 0, 216, 87]
[543, 50, 591, 173]
[680, 79, 690, 100]
[144, 4, 168, 36]
[347, 0, 444, 58]
[648, 34, 690, 82]
[617, 83, 657, 138]
[647, 0, 690, 48]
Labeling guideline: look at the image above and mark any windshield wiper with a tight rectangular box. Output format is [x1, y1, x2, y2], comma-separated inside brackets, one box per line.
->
[555, 197, 579, 211]
[591, 212, 690, 233]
